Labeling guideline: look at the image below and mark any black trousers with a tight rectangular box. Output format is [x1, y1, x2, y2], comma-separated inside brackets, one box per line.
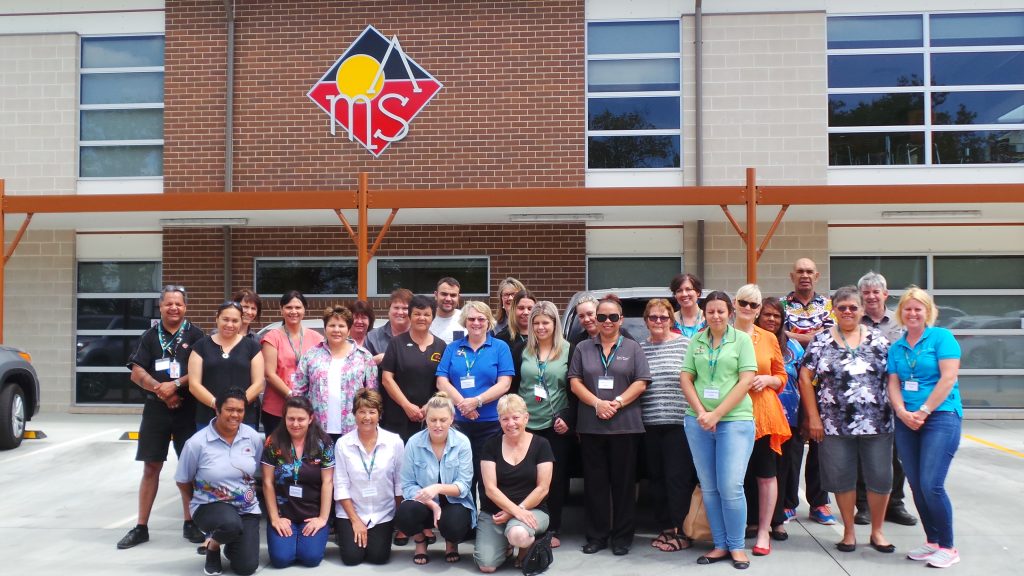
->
[455, 420, 502, 504]
[856, 447, 908, 511]
[193, 502, 261, 576]
[580, 432, 641, 548]
[643, 424, 697, 531]
[532, 425, 573, 534]
[798, 406, 830, 509]
[394, 499, 473, 544]
[780, 426, 803, 510]
[260, 412, 281, 436]
[335, 518, 393, 566]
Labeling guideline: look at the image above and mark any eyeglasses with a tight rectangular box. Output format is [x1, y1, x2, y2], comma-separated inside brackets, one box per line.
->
[646, 315, 671, 323]
[836, 305, 860, 313]
[465, 317, 488, 324]
[737, 299, 761, 309]
[596, 313, 621, 323]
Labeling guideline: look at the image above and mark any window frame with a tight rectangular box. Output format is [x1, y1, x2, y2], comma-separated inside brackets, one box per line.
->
[826, 11, 1024, 167]
[79, 34, 165, 180]
[585, 18, 684, 172]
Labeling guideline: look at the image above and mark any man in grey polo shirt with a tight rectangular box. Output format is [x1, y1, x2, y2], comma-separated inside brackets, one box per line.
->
[855, 271, 917, 527]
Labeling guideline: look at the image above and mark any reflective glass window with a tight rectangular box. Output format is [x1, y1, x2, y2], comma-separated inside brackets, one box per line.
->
[81, 72, 164, 105]
[255, 260, 358, 296]
[959, 376, 1024, 409]
[588, 257, 681, 290]
[934, 256, 1024, 290]
[375, 258, 488, 295]
[81, 109, 163, 141]
[932, 130, 1024, 164]
[827, 54, 923, 89]
[932, 52, 1024, 86]
[829, 93, 924, 127]
[933, 295, 1024, 329]
[828, 132, 925, 166]
[957, 335, 1024, 370]
[588, 21, 680, 55]
[80, 145, 163, 178]
[76, 372, 150, 405]
[588, 59, 680, 92]
[78, 261, 161, 293]
[931, 12, 1024, 47]
[589, 96, 680, 130]
[82, 36, 164, 68]
[588, 135, 681, 168]
[827, 15, 923, 49]
[932, 91, 1024, 125]
[829, 256, 927, 290]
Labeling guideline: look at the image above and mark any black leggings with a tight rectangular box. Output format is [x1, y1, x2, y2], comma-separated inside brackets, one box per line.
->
[394, 499, 473, 544]
[336, 518, 394, 566]
[644, 424, 697, 531]
[193, 502, 261, 576]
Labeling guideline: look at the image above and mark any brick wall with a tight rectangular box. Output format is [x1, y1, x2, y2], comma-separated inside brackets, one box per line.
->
[165, 223, 586, 331]
[164, 0, 585, 192]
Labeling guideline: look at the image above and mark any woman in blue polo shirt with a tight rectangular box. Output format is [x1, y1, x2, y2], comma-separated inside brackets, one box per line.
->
[436, 301, 516, 504]
[886, 287, 962, 569]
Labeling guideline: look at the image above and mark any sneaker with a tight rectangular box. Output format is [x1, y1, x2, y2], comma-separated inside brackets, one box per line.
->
[810, 505, 837, 525]
[783, 508, 796, 523]
[183, 520, 205, 544]
[926, 547, 960, 568]
[204, 548, 223, 576]
[117, 525, 149, 549]
[907, 543, 939, 561]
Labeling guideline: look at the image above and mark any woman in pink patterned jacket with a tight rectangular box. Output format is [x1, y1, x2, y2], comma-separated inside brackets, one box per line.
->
[293, 305, 378, 441]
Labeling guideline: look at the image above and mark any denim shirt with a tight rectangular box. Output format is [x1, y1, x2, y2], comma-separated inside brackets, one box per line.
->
[400, 426, 477, 527]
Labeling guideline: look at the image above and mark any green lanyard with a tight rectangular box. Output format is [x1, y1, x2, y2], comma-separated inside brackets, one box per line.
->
[461, 346, 479, 374]
[837, 326, 862, 356]
[157, 321, 186, 357]
[904, 347, 922, 380]
[358, 442, 380, 481]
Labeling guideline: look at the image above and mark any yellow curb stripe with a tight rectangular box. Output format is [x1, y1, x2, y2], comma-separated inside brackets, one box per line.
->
[964, 434, 1024, 458]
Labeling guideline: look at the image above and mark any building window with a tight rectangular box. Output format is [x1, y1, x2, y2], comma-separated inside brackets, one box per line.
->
[254, 257, 490, 297]
[375, 257, 489, 296]
[586, 20, 682, 170]
[831, 254, 1024, 408]
[587, 256, 682, 290]
[255, 259, 358, 297]
[76, 261, 161, 405]
[79, 35, 165, 178]
[827, 12, 1024, 166]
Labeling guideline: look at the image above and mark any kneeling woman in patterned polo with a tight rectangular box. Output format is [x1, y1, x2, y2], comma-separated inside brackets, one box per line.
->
[474, 394, 554, 572]
[260, 396, 335, 568]
[175, 387, 262, 576]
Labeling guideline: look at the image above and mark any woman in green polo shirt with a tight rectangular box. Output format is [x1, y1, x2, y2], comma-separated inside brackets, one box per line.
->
[680, 291, 757, 570]
[512, 301, 571, 548]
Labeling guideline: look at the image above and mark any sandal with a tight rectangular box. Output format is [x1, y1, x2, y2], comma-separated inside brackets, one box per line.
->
[394, 531, 409, 546]
[654, 532, 691, 552]
[445, 551, 461, 563]
[651, 530, 674, 548]
[424, 530, 437, 545]
[413, 536, 429, 565]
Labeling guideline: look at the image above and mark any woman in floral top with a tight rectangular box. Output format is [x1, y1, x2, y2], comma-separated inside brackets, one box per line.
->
[799, 286, 894, 555]
[293, 305, 378, 441]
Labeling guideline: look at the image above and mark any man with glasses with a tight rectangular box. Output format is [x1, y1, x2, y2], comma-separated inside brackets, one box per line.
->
[430, 276, 463, 344]
[780, 259, 837, 526]
[118, 285, 206, 549]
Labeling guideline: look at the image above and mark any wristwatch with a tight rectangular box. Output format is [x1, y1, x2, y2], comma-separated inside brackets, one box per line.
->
[919, 404, 932, 415]
[615, 395, 624, 406]
[173, 378, 182, 389]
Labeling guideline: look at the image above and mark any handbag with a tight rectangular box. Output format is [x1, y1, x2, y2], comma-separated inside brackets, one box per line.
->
[683, 486, 712, 542]
[521, 531, 553, 576]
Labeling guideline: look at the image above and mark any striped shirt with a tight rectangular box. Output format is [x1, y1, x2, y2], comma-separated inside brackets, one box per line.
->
[639, 336, 690, 425]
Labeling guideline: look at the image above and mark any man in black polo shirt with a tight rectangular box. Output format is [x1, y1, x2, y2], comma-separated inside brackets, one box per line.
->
[117, 285, 206, 549]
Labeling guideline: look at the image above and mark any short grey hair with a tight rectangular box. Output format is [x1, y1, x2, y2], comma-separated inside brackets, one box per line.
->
[857, 271, 888, 292]
[160, 285, 188, 304]
[832, 285, 863, 307]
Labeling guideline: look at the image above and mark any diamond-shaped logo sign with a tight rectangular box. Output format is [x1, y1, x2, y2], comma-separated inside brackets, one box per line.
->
[308, 25, 443, 157]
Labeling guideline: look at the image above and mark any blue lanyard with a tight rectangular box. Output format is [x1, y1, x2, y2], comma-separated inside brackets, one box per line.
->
[157, 321, 186, 356]
[599, 336, 623, 377]
[289, 443, 302, 485]
[904, 347, 923, 380]
[706, 329, 728, 383]
[461, 346, 479, 374]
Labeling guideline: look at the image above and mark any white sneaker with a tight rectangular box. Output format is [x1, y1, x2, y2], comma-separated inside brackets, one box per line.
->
[927, 548, 960, 568]
[907, 543, 939, 561]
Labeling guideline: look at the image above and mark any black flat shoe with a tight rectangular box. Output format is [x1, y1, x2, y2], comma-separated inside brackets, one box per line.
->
[769, 529, 788, 541]
[697, 553, 731, 565]
[870, 538, 896, 553]
[732, 559, 750, 570]
[612, 545, 630, 556]
[836, 541, 857, 553]
[582, 541, 607, 554]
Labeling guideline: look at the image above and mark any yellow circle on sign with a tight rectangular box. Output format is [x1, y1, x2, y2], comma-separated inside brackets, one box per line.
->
[336, 54, 385, 100]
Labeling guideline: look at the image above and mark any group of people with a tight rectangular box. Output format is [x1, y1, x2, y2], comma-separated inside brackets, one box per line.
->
[117, 262, 964, 574]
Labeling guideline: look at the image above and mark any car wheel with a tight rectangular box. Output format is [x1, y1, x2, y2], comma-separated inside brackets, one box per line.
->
[0, 384, 26, 450]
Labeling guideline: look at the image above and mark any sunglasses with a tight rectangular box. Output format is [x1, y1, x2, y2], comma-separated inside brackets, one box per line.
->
[835, 305, 860, 313]
[646, 315, 671, 323]
[162, 284, 187, 293]
[465, 317, 489, 324]
[737, 299, 761, 309]
[596, 313, 621, 323]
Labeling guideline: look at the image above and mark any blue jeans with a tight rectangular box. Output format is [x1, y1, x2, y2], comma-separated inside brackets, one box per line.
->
[894, 411, 960, 549]
[266, 518, 330, 568]
[684, 416, 755, 551]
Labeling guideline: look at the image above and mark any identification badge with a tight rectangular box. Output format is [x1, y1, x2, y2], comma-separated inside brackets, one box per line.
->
[361, 486, 378, 498]
[703, 388, 721, 400]
[288, 485, 303, 498]
[848, 359, 869, 375]
[534, 385, 548, 400]
[460, 376, 476, 389]
[155, 358, 170, 372]
[169, 360, 181, 379]
[597, 377, 614, 390]
[904, 380, 919, 392]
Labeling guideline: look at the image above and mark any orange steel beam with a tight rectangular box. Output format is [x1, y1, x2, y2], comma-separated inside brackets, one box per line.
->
[334, 209, 358, 244]
[745, 168, 757, 284]
[357, 173, 369, 300]
[368, 208, 399, 260]
[4, 213, 33, 264]
[720, 205, 746, 241]
[3, 190, 357, 214]
[367, 186, 746, 209]
[758, 205, 789, 259]
[760, 183, 1024, 205]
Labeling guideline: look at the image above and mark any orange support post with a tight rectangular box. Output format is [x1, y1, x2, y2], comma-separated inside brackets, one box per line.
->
[757, 205, 789, 258]
[368, 208, 399, 260]
[745, 168, 758, 284]
[0, 178, 4, 343]
[357, 173, 369, 301]
[4, 213, 34, 263]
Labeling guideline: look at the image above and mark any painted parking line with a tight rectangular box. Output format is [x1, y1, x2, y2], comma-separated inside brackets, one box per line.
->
[104, 495, 183, 530]
[0, 428, 121, 464]
[964, 434, 1024, 458]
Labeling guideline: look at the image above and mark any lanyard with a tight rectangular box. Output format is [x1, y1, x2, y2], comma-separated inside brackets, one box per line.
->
[289, 443, 302, 485]
[534, 344, 557, 401]
[157, 321, 186, 357]
[837, 326, 862, 356]
[706, 330, 727, 384]
[903, 347, 923, 379]
[599, 336, 623, 377]
[358, 442, 380, 481]
[284, 327, 304, 371]
[461, 346, 479, 374]
[675, 310, 704, 338]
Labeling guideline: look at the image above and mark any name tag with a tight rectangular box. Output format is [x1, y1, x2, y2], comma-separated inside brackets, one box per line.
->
[597, 377, 614, 390]
[155, 358, 170, 372]
[848, 359, 869, 376]
[288, 485, 303, 498]
[169, 360, 181, 379]
[460, 376, 476, 389]
[534, 385, 548, 400]
[703, 388, 720, 400]
[904, 380, 919, 392]
[362, 486, 379, 498]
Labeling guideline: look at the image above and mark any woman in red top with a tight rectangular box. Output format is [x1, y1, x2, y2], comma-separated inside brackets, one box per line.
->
[261, 290, 324, 434]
